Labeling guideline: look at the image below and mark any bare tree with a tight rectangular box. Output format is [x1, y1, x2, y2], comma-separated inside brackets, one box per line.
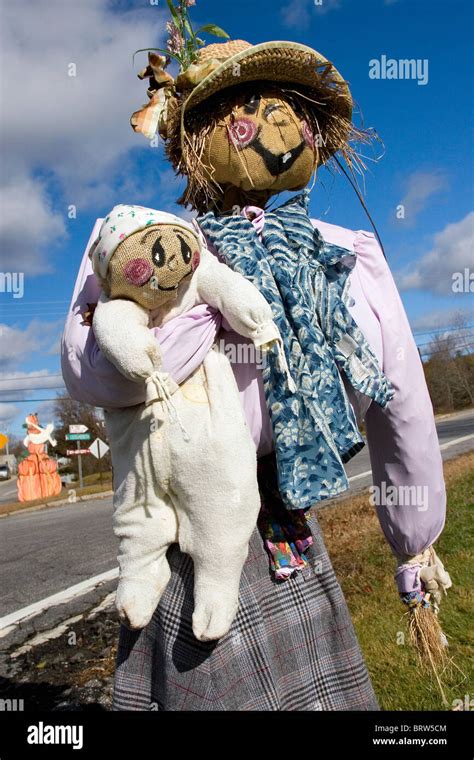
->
[51, 393, 111, 476]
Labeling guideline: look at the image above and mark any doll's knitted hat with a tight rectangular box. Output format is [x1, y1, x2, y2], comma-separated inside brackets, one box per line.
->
[89, 204, 199, 280]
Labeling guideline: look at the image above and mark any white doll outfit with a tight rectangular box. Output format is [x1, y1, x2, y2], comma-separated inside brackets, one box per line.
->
[91, 206, 284, 641]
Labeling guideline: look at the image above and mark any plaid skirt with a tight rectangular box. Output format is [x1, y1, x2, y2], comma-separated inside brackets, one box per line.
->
[113, 483, 378, 711]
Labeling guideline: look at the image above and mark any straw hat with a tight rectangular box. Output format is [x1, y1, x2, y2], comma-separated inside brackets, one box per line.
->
[131, 39, 353, 157]
[177, 39, 352, 130]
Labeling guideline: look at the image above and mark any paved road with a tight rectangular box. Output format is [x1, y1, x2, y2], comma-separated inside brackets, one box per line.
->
[0, 476, 19, 505]
[344, 408, 474, 487]
[0, 409, 472, 619]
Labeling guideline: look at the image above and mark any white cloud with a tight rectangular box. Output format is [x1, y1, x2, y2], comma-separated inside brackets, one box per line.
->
[412, 307, 473, 332]
[0, 175, 66, 274]
[1, 0, 167, 273]
[0, 368, 64, 433]
[0, 369, 65, 395]
[397, 211, 474, 294]
[0, 403, 21, 429]
[0, 320, 64, 369]
[34, 399, 58, 423]
[395, 171, 447, 228]
[281, 0, 341, 28]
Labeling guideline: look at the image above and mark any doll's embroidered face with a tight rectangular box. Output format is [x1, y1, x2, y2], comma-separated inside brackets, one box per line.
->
[202, 88, 318, 194]
[106, 224, 200, 309]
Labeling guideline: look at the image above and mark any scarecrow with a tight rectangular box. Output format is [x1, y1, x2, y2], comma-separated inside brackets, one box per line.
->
[62, 1, 451, 710]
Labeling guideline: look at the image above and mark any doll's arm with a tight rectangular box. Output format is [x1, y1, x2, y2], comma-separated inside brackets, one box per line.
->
[195, 249, 279, 346]
[92, 296, 162, 382]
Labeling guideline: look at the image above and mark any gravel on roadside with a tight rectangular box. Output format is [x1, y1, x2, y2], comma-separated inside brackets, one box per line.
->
[0, 599, 119, 711]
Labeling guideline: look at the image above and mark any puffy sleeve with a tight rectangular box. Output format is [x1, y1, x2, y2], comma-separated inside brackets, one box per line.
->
[61, 221, 221, 409]
[349, 230, 446, 576]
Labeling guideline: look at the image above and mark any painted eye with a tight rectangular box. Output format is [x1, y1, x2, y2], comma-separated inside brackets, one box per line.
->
[151, 236, 166, 267]
[264, 103, 281, 119]
[244, 94, 261, 114]
[178, 234, 192, 265]
[227, 118, 257, 149]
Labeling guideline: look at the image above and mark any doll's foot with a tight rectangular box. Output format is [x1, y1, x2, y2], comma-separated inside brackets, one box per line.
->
[116, 571, 170, 630]
[192, 593, 239, 642]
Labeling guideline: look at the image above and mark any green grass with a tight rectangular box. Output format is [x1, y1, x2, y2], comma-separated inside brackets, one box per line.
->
[318, 453, 474, 711]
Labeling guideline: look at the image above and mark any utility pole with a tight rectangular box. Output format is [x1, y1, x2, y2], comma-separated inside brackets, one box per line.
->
[76, 439, 84, 489]
[97, 439, 103, 485]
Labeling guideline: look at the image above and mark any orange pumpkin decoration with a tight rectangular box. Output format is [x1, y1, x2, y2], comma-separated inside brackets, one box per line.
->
[17, 414, 62, 502]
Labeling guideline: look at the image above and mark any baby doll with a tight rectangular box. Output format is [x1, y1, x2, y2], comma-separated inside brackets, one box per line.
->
[89, 204, 287, 642]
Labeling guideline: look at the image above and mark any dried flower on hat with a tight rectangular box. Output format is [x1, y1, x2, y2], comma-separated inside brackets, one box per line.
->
[130, 1, 229, 140]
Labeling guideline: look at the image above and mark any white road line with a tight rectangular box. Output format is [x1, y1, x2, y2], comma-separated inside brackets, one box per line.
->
[1, 433, 472, 635]
[11, 614, 84, 658]
[348, 470, 372, 483]
[346, 434, 473, 483]
[439, 433, 474, 450]
[0, 568, 118, 637]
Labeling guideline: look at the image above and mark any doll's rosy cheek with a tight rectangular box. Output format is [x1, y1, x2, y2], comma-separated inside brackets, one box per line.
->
[191, 250, 200, 271]
[227, 118, 257, 149]
[123, 258, 153, 285]
[301, 120, 315, 148]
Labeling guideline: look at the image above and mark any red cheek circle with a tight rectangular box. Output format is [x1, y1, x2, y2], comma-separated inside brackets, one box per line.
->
[301, 120, 315, 148]
[227, 118, 257, 149]
[191, 250, 200, 271]
[123, 258, 153, 285]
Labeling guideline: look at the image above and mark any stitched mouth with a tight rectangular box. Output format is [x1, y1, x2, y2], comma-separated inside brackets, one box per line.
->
[157, 284, 179, 291]
[250, 136, 307, 176]
[152, 267, 193, 291]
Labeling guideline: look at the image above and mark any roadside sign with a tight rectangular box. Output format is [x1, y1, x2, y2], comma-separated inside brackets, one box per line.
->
[66, 448, 91, 456]
[89, 438, 109, 459]
[0, 434, 8, 449]
[69, 424, 88, 434]
[65, 432, 92, 441]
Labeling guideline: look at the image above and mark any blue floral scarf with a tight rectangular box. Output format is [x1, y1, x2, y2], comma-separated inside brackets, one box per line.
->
[198, 191, 393, 510]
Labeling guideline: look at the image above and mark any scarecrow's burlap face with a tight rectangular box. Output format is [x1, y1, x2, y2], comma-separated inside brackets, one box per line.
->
[202, 87, 318, 193]
[106, 224, 201, 309]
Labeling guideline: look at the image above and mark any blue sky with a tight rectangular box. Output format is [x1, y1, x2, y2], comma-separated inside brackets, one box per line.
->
[0, 0, 473, 436]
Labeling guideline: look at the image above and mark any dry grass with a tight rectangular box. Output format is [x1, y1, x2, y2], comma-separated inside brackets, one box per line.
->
[317, 452, 474, 710]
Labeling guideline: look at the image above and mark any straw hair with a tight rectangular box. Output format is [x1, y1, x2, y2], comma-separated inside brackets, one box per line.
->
[166, 78, 371, 213]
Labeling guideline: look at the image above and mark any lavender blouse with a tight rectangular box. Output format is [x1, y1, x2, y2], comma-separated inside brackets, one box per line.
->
[61, 208, 446, 593]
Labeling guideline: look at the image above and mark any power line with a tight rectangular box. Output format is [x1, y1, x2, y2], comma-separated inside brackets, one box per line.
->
[413, 322, 474, 336]
[416, 330, 474, 349]
[0, 387, 67, 399]
[0, 312, 68, 319]
[5, 300, 70, 305]
[0, 397, 69, 403]
[0, 373, 63, 383]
